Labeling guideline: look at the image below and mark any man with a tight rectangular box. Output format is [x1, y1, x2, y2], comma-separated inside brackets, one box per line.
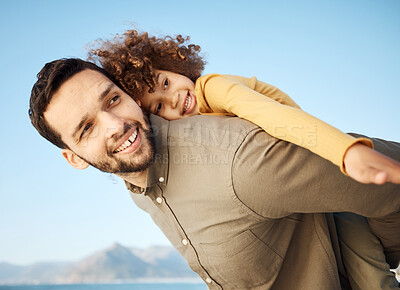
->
[29, 58, 400, 289]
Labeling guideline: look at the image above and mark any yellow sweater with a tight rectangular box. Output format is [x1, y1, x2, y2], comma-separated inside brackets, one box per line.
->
[194, 74, 373, 173]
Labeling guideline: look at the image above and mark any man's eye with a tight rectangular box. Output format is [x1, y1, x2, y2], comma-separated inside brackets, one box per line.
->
[81, 124, 92, 136]
[109, 95, 119, 105]
[155, 103, 162, 115]
[163, 79, 169, 89]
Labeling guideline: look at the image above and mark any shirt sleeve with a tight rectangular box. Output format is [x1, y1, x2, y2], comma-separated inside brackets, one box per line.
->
[231, 129, 400, 219]
[194, 74, 373, 173]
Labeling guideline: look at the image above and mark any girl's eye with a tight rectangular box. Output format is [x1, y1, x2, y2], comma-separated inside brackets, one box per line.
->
[109, 95, 119, 105]
[163, 78, 169, 89]
[155, 103, 162, 115]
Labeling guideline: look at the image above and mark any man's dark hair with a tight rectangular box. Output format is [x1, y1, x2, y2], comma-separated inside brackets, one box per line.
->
[29, 58, 114, 149]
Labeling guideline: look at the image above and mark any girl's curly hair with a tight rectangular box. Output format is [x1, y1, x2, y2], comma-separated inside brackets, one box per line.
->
[88, 29, 206, 100]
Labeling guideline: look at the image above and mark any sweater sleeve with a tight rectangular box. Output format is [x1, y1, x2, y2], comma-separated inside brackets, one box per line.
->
[194, 74, 373, 173]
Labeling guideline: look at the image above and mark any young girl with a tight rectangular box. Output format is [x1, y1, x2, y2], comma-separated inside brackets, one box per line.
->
[89, 29, 400, 289]
[89, 30, 400, 186]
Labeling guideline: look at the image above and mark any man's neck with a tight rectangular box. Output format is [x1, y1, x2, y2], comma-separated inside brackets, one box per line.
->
[116, 169, 148, 189]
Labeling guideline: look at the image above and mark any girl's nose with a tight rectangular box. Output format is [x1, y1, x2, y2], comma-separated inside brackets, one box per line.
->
[168, 93, 179, 109]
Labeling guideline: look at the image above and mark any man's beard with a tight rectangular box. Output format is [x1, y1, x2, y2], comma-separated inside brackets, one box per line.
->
[78, 118, 155, 174]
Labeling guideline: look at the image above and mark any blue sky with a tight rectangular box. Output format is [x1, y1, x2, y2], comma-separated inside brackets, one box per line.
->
[0, 0, 399, 265]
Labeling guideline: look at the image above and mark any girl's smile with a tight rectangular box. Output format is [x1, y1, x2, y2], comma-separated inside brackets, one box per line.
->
[139, 70, 199, 120]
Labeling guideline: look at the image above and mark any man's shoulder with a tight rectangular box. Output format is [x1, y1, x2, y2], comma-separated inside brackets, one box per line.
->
[167, 115, 261, 149]
[171, 114, 259, 130]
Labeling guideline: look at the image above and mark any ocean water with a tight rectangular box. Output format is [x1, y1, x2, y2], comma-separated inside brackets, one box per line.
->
[0, 284, 207, 290]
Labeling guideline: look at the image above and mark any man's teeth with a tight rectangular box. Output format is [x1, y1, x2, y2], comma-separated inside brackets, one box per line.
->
[114, 129, 138, 153]
[183, 94, 191, 113]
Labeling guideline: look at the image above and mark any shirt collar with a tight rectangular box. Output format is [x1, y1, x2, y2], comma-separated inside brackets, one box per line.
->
[125, 114, 169, 195]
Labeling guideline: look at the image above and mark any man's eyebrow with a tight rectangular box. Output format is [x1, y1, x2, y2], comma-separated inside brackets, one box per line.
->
[72, 83, 116, 139]
[98, 83, 116, 103]
[72, 113, 89, 140]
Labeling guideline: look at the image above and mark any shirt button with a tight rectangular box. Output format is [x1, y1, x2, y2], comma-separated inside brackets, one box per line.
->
[156, 197, 163, 204]
[205, 278, 212, 284]
[181, 239, 189, 246]
[158, 177, 165, 182]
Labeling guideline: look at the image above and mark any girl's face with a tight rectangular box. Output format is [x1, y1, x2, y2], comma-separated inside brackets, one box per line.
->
[138, 70, 199, 120]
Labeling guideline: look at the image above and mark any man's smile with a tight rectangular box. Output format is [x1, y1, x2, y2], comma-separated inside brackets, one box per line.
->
[113, 127, 140, 154]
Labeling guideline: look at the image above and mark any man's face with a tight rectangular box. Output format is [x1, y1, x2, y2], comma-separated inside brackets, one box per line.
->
[44, 69, 154, 173]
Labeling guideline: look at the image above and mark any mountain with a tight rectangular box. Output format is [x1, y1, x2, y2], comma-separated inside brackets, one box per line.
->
[0, 244, 199, 285]
[0, 263, 24, 280]
[130, 245, 195, 277]
[63, 243, 152, 283]
[0, 261, 74, 284]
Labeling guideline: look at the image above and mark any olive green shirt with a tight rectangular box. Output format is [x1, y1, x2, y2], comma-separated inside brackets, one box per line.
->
[126, 115, 400, 290]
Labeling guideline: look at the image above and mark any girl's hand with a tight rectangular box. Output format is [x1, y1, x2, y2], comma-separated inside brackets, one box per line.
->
[344, 143, 400, 184]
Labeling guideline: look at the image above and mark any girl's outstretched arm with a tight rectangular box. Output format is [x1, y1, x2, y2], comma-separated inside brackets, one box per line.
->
[344, 142, 400, 184]
[196, 74, 400, 184]
[195, 74, 372, 172]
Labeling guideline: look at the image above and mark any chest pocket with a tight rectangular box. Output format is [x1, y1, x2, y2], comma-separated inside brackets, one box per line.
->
[199, 229, 283, 288]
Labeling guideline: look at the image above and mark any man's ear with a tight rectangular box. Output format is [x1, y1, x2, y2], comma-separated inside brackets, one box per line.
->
[61, 149, 89, 170]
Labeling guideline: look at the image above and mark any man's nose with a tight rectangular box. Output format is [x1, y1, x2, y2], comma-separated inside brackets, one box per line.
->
[99, 111, 125, 139]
